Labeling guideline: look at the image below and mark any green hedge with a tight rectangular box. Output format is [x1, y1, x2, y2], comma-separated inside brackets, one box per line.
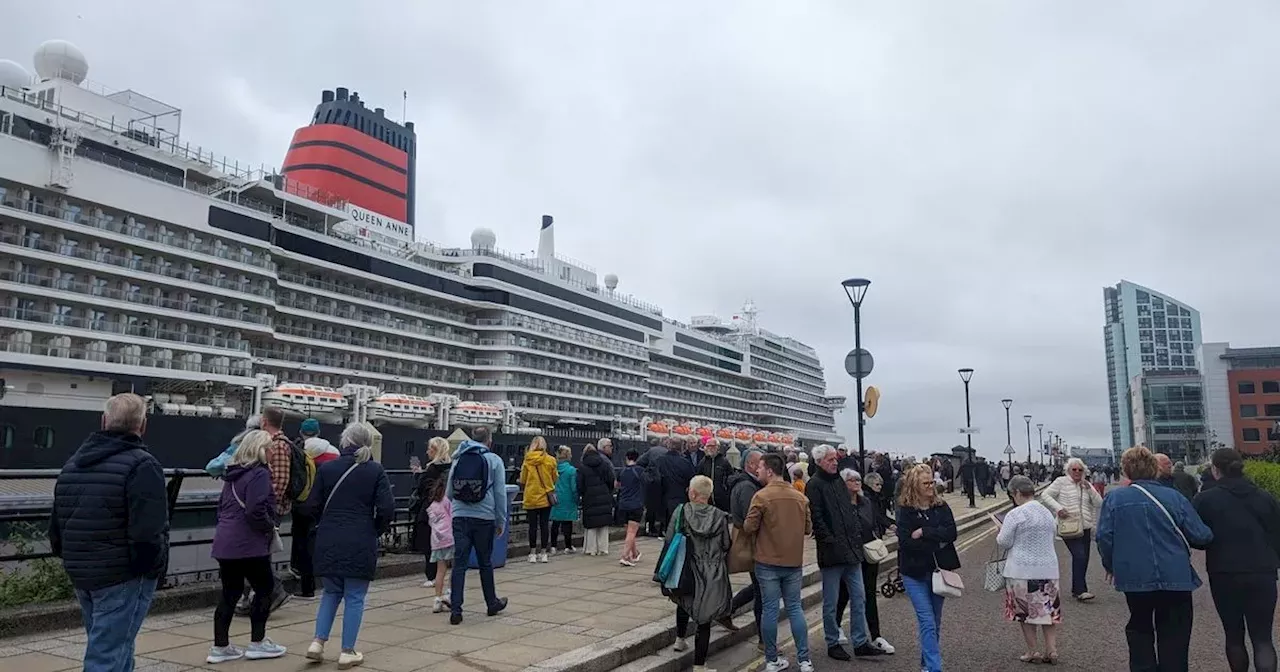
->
[1243, 460, 1280, 500]
[0, 523, 74, 608]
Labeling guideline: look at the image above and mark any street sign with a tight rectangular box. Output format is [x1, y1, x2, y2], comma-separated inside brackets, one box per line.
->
[844, 348, 874, 379]
[957, 428, 981, 434]
[1003, 446, 1016, 455]
[864, 386, 880, 418]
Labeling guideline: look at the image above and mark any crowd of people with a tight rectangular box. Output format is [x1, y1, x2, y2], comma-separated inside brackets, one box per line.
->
[43, 392, 1280, 672]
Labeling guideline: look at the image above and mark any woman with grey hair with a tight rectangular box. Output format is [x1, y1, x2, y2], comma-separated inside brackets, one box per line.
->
[996, 475, 1062, 664]
[1041, 457, 1104, 601]
[304, 422, 395, 668]
[835, 469, 897, 654]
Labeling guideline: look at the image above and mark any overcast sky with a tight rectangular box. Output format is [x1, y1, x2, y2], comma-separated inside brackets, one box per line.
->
[5, 2, 1279, 459]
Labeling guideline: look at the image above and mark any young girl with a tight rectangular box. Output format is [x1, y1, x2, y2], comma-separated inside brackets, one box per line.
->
[426, 478, 454, 613]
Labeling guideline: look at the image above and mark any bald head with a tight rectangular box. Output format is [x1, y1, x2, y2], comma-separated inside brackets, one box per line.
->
[1155, 453, 1173, 477]
[103, 393, 147, 434]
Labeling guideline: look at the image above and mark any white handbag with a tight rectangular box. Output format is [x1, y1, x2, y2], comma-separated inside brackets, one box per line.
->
[863, 538, 890, 564]
[932, 568, 964, 598]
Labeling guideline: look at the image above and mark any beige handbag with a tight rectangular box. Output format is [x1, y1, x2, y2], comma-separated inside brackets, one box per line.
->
[862, 538, 890, 564]
[1056, 483, 1085, 539]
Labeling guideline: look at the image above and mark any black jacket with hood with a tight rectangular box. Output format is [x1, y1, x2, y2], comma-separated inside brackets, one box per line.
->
[49, 431, 170, 591]
[696, 453, 735, 513]
[1193, 476, 1280, 575]
[807, 468, 865, 566]
[728, 470, 762, 528]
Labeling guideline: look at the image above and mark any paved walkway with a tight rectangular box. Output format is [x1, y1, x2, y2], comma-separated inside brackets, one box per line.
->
[0, 488, 1009, 672]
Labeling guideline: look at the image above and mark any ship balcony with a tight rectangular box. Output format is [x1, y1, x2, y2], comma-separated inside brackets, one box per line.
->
[497, 374, 647, 404]
[0, 333, 254, 383]
[275, 297, 477, 346]
[0, 304, 252, 354]
[471, 315, 648, 360]
[476, 336, 648, 375]
[0, 269, 273, 331]
[472, 355, 648, 390]
[277, 271, 472, 326]
[251, 346, 471, 389]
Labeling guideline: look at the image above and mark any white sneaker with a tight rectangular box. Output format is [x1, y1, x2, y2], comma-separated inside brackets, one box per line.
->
[432, 596, 450, 613]
[566, 546, 577, 554]
[837, 631, 848, 644]
[244, 638, 287, 660]
[538, 551, 549, 563]
[206, 644, 245, 664]
[765, 659, 790, 672]
[672, 637, 689, 652]
[798, 662, 814, 672]
[528, 552, 538, 564]
[422, 578, 435, 588]
[337, 650, 364, 669]
[305, 641, 324, 662]
[872, 636, 895, 655]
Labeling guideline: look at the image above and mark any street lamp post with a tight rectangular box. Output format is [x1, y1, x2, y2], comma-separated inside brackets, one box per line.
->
[1036, 423, 1044, 467]
[842, 278, 871, 469]
[1024, 414, 1032, 467]
[1002, 399, 1014, 464]
[958, 368, 975, 453]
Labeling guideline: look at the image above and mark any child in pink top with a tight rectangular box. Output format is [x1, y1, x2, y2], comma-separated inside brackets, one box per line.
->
[426, 479, 454, 612]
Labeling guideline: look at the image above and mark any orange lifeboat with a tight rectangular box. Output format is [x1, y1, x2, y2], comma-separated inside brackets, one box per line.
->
[672, 423, 694, 437]
[769, 432, 786, 445]
[647, 421, 671, 437]
[735, 429, 752, 442]
[715, 427, 734, 443]
[752, 431, 768, 444]
[696, 426, 714, 441]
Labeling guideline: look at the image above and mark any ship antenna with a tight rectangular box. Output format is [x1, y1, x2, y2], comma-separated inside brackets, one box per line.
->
[402, 90, 407, 123]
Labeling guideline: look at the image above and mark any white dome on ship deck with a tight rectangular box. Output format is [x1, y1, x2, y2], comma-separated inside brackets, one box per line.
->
[470, 227, 496, 250]
[33, 40, 88, 84]
[604, 273, 618, 291]
[0, 60, 30, 89]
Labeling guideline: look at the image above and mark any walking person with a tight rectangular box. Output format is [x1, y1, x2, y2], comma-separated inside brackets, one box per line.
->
[617, 449, 647, 566]
[578, 442, 616, 556]
[1193, 448, 1280, 672]
[807, 446, 884, 661]
[411, 437, 452, 587]
[744, 453, 814, 672]
[726, 449, 765, 641]
[896, 463, 960, 672]
[663, 475, 733, 672]
[836, 469, 895, 654]
[1041, 457, 1104, 601]
[425, 478, 455, 614]
[995, 475, 1062, 664]
[518, 436, 558, 563]
[49, 393, 169, 672]
[206, 430, 288, 663]
[304, 423, 396, 668]
[446, 426, 509, 625]
[1097, 446, 1214, 672]
[550, 445, 579, 555]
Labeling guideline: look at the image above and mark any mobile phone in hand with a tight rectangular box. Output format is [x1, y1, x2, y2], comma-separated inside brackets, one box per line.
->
[410, 455, 421, 471]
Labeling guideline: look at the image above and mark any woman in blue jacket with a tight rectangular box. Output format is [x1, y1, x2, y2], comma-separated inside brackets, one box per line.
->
[549, 445, 579, 554]
[303, 423, 395, 669]
[1097, 446, 1213, 672]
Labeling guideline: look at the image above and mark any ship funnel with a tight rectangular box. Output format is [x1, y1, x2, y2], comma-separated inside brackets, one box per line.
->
[374, 107, 385, 116]
[537, 214, 555, 261]
[335, 87, 349, 101]
[322, 90, 334, 103]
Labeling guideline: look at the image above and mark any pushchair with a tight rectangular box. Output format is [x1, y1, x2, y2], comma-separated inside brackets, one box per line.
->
[880, 565, 905, 598]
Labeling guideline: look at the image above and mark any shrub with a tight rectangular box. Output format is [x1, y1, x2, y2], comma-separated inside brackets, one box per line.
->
[0, 522, 74, 608]
[1243, 460, 1280, 500]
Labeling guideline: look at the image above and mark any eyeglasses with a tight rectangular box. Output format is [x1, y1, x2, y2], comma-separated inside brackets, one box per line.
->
[1069, 468, 1083, 472]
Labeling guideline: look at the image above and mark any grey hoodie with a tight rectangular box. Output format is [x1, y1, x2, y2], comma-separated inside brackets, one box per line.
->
[667, 502, 732, 624]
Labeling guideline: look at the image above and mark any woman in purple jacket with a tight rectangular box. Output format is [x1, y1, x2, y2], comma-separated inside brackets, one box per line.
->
[206, 430, 288, 664]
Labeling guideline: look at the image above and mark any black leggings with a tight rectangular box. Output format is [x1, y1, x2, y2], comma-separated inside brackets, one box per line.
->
[676, 607, 712, 665]
[550, 520, 574, 550]
[216, 556, 274, 647]
[1210, 573, 1278, 672]
[527, 507, 551, 551]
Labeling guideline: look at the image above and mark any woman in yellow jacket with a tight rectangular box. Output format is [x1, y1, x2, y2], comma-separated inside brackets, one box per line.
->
[519, 437, 560, 563]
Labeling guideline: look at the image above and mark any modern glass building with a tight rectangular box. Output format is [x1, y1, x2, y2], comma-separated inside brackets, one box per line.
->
[1103, 281, 1203, 455]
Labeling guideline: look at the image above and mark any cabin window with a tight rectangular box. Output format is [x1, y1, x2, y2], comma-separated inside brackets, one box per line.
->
[33, 426, 54, 449]
[0, 425, 12, 450]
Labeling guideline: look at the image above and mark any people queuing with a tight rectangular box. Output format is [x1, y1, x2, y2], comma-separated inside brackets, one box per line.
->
[446, 426, 510, 625]
[518, 436, 558, 563]
[411, 436, 452, 587]
[577, 442, 616, 556]
[550, 445, 580, 554]
[617, 449, 647, 566]
[839, 469, 896, 655]
[662, 475, 732, 672]
[996, 475, 1061, 664]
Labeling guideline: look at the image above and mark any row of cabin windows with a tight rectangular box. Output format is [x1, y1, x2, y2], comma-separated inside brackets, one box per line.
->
[0, 425, 54, 450]
[314, 108, 411, 153]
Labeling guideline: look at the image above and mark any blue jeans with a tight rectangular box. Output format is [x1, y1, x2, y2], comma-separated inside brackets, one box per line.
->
[903, 574, 945, 672]
[314, 576, 369, 651]
[756, 562, 810, 664]
[76, 576, 157, 672]
[1063, 533, 1092, 597]
[451, 517, 501, 616]
[821, 564, 868, 648]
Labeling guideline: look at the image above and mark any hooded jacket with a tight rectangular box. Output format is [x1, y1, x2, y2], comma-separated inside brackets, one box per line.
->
[550, 460, 580, 521]
[727, 470, 762, 528]
[696, 452, 734, 513]
[305, 446, 396, 580]
[807, 468, 865, 566]
[445, 440, 509, 530]
[577, 449, 615, 529]
[1193, 476, 1280, 575]
[212, 464, 277, 560]
[664, 502, 732, 624]
[519, 447, 560, 510]
[49, 431, 169, 591]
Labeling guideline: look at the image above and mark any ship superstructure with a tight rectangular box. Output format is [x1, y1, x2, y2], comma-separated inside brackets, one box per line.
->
[0, 40, 844, 466]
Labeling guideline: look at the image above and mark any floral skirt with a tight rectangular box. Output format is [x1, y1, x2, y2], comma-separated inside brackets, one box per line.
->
[1003, 579, 1062, 625]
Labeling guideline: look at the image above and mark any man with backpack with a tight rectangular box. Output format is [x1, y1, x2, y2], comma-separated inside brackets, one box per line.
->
[445, 426, 509, 625]
[288, 418, 323, 599]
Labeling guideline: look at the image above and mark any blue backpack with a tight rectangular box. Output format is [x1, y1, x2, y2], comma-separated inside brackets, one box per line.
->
[451, 447, 491, 504]
[205, 443, 237, 478]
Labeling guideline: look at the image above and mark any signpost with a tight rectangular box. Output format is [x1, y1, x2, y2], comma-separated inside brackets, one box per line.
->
[844, 348, 874, 379]
[958, 428, 981, 435]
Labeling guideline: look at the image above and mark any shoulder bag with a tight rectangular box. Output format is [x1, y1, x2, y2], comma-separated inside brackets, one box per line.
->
[1055, 482, 1085, 539]
[728, 525, 755, 574]
[863, 538, 890, 564]
[921, 509, 964, 598]
[230, 482, 285, 553]
[1131, 484, 1190, 552]
[983, 543, 1007, 592]
[533, 460, 558, 507]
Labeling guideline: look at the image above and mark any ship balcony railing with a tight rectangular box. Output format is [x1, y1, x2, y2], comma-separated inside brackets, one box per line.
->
[0, 340, 253, 376]
[251, 347, 471, 386]
[468, 316, 647, 358]
[276, 297, 477, 345]
[273, 325, 470, 365]
[0, 270, 272, 326]
[0, 305, 252, 352]
[466, 247, 662, 316]
[277, 271, 470, 324]
[0, 197, 275, 270]
[0, 230, 275, 301]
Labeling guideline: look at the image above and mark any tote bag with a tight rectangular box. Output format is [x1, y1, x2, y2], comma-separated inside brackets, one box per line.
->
[728, 526, 755, 574]
[655, 505, 687, 583]
[982, 545, 1007, 592]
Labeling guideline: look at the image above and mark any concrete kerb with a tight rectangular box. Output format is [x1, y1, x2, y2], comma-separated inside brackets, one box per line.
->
[0, 527, 632, 639]
[521, 492, 1033, 672]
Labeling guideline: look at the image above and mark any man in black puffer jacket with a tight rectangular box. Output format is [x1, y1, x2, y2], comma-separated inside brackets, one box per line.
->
[49, 393, 169, 672]
[807, 444, 882, 662]
[696, 437, 734, 513]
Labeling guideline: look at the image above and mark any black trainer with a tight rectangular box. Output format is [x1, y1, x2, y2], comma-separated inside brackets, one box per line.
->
[486, 597, 508, 616]
[450, 613, 463, 625]
[853, 643, 884, 657]
[828, 645, 851, 661]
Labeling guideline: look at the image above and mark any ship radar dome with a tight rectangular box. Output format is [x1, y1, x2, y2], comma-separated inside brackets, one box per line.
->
[33, 40, 88, 84]
[604, 273, 618, 291]
[470, 227, 497, 250]
[0, 60, 31, 89]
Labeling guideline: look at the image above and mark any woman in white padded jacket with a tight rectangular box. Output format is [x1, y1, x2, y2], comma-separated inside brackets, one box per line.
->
[1040, 458, 1104, 601]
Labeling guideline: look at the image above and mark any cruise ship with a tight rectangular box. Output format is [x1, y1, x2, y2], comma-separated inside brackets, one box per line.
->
[0, 40, 846, 470]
